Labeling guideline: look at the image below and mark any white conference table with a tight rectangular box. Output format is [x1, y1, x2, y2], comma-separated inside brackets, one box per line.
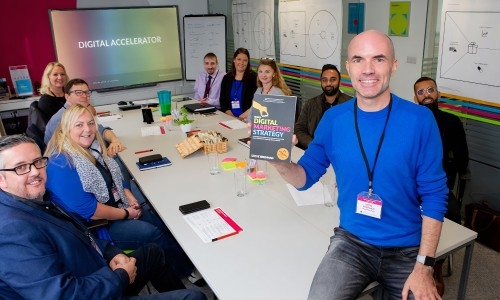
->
[98, 99, 477, 300]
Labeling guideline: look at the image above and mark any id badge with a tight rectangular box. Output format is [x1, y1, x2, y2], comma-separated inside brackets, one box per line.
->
[356, 191, 383, 219]
[231, 100, 241, 109]
[112, 186, 121, 202]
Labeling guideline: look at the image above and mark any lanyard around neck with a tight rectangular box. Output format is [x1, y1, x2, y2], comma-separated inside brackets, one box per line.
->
[233, 79, 243, 100]
[207, 70, 219, 84]
[354, 95, 393, 195]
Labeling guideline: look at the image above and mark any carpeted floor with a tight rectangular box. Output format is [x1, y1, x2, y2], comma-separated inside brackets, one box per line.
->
[442, 241, 500, 299]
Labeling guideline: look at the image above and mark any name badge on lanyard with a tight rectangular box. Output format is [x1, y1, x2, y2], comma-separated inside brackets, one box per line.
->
[231, 99, 241, 109]
[356, 191, 383, 219]
[353, 96, 392, 220]
[111, 184, 121, 202]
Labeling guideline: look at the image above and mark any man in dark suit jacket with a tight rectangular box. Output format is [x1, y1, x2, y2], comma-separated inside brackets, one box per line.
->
[0, 135, 205, 300]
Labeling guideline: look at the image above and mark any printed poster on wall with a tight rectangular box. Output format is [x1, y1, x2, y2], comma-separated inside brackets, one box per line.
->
[436, 0, 500, 105]
[388, 2, 411, 37]
[348, 3, 365, 34]
[9, 65, 33, 97]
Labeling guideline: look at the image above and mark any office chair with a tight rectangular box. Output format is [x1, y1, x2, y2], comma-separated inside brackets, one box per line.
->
[25, 101, 49, 152]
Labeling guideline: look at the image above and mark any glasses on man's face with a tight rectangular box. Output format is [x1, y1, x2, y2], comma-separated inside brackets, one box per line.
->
[416, 87, 435, 96]
[69, 90, 92, 97]
[0, 157, 49, 175]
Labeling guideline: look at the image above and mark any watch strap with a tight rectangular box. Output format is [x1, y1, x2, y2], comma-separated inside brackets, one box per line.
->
[416, 254, 436, 266]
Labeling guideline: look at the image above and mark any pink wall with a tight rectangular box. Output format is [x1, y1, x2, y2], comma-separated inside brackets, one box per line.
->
[0, 0, 76, 94]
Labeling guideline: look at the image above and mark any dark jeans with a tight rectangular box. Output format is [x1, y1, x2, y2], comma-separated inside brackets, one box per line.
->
[308, 227, 418, 300]
[109, 204, 195, 277]
[124, 243, 206, 300]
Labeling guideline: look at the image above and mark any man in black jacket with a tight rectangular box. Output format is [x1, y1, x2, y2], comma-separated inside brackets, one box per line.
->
[414, 76, 469, 297]
[414, 76, 469, 223]
[294, 64, 352, 149]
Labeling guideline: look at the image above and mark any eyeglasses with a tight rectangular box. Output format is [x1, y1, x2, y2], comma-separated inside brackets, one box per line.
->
[0, 157, 49, 175]
[260, 57, 275, 61]
[416, 87, 436, 96]
[68, 90, 92, 97]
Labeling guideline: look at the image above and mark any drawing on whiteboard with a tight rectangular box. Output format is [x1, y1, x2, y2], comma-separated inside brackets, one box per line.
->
[308, 10, 339, 59]
[184, 16, 226, 80]
[232, 0, 276, 58]
[253, 11, 273, 51]
[439, 11, 500, 87]
[233, 12, 253, 50]
[280, 10, 339, 59]
[280, 11, 306, 57]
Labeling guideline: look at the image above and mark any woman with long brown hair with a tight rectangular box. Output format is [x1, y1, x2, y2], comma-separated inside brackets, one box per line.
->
[219, 48, 258, 120]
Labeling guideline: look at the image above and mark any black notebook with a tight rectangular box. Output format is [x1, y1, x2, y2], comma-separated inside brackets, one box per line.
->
[184, 103, 217, 114]
[136, 157, 172, 171]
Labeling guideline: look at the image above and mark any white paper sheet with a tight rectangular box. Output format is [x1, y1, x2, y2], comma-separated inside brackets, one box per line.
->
[141, 126, 165, 136]
[97, 113, 123, 123]
[183, 207, 241, 243]
[220, 119, 247, 129]
[286, 181, 337, 206]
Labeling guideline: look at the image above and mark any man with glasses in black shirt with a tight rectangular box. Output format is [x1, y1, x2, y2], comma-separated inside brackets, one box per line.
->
[414, 76, 469, 297]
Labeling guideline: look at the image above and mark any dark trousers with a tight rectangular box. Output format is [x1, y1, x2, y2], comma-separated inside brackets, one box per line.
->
[124, 243, 185, 296]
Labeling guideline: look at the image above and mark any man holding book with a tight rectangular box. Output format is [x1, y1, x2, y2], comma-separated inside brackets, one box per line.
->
[271, 30, 448, 300]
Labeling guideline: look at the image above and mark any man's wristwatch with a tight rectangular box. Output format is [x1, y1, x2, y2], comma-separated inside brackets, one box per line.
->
[416, 255, 436, 267]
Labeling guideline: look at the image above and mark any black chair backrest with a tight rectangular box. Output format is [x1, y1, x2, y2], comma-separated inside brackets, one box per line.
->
[25, 101, 49, 152]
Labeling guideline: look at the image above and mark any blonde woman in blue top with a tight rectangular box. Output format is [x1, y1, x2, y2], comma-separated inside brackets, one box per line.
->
[44, 104, 196, 278]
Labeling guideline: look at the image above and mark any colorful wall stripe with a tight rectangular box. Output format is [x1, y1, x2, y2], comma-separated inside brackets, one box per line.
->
[248, 59, 356, 95]
[439, 93, 500, 126]
[230, 58, 499, 126]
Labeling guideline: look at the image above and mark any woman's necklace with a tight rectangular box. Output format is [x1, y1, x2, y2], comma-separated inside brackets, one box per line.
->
[50, 88, 64, 97]
[262, 85, 273, 95]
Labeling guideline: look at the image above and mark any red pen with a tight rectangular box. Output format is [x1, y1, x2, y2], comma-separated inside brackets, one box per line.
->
[219, 122, 232, 129]
[212, 231, 238, 242]
[135, 149, 153, 154]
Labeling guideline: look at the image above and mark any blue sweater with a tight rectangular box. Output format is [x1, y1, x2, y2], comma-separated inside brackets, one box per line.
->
[298, 95, 448, 247]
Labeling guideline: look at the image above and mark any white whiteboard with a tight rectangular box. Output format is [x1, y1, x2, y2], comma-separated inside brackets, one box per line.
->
[184, 15, 226, 81]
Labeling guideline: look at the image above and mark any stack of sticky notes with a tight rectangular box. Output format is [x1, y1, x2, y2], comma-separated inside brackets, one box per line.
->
[221, 158, 247, 171]
[247, 170, 267, 182]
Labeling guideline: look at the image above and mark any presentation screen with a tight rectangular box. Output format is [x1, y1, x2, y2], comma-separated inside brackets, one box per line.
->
[49, 6, 183, 91]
